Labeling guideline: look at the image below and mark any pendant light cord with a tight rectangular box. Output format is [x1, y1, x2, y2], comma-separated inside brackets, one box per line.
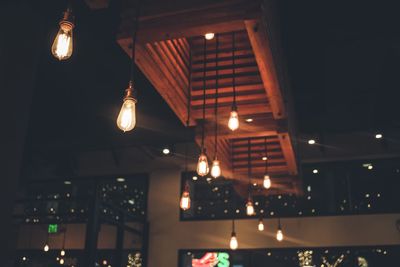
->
[232, 219, 235, 233]
[214, 35, 219, 156]
[129, 0, 142, 84]
[201, 38, 207, 150]
[185, 45, 192, 173]
[264, 136, 268, 174]
[248, 138, 251, 195]
[232, 32, 237, 109]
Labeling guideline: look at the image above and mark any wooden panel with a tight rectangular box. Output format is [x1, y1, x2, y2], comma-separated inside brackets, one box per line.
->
[245, 19, 286, 119]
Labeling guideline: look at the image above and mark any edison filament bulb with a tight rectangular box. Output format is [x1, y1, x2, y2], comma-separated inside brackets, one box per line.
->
[180, 190, 191, 210]
[210, 158, 221, 178]
[228, 109, 239, 131]
[263, 174, 271, 189]
[197, 152, 209, 176]
[246, 198, 255, 216]
[230, 233, 238, 250]
[258, 220, 264, 231]
[117, 82, 137, 132]
[51, 9, 74, 60]
[276, 229, 284, 242]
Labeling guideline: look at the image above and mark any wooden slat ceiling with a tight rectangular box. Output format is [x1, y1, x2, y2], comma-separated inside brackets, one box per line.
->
[116, 0, 301, 195]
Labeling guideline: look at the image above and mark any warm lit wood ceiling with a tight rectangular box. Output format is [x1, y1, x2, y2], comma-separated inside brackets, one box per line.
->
[116, 0, 300, 195]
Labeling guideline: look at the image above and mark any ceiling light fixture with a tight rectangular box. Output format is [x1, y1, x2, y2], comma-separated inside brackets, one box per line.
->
[245, 118, 253, 122]
[60, 228, 66, 257]
[258, 218, 264, 231]
[312, 169, 318, 174]
[51, 2, 74, 60]
[229, 220, 238, 250]
[162, 148, 170, 155]
[180, 47, 192, 211]
[204, 32, 215, 40]
[263, 136, 271, 189]
[308, 139, 316, 145]
[211, 34, 221, 179]
[228, 32, 239, 131]
[117, 3, 141, 132]
[375, 133, 383, 139]
[180, 182, 191, 211]
[116, 177, 125, 182]
[276, 218, 284, 242]
[197, 38, 209, 176]
[246, 139, 255, 216]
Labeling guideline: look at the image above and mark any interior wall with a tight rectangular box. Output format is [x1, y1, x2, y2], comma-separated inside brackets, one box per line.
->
[147, 168, 400, 267]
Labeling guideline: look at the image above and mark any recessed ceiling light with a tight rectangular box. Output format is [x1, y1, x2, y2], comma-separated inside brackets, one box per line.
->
[204, 33, 215, 40]
[262, 156, 268, 161]
[64, 180, 71, 185]
[162, 148, 170, 155]
[312, 169, 319, 174]
[375, 133, 383, 139]
[308, 139, 316, 145]
[245, 118, 253, 122]
[116, 177, 125, 182]
[367, 165, 373, 170]
[192, 176, 198, 181]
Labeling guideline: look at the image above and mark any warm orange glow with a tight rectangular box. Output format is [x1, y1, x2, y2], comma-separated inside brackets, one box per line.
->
[263, 174, 271, 189]
[180, 191, 191, 210]
[228, 110, 239, 131]
[52, 22, 73, 60]
[210, 158, 221, 178]
[197, 152, 209, 176]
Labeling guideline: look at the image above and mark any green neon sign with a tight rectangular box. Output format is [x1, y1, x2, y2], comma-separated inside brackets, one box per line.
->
[48, 224, 58, 234]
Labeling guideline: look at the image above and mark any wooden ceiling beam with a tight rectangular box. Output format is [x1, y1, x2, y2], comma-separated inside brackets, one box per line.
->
[118, 0, 261, 43]
[245, 19, 286, 119]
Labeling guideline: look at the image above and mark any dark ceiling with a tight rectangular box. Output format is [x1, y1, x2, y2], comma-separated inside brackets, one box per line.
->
[278, 1, 400, 134]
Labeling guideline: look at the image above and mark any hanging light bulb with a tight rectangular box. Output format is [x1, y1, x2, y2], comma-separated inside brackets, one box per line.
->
[276, 228, 284, 242]
[230, 233, 238, 250]
[229, 220, 238, 250]
[180, 183, 191, 210]
[228, 32, 239, 131]
[276, 219, 284, 242]
[60, 249, 65, 256]
[117, 81, 137, 132]
[258, 219, 264, 231]
[228, 108, 239, 131]
[60, 258, 65, 265]
[197, 152, 209, 176]
[263, 174, 271, 189]
[263, 137, 271, 189]
[51, 7, 74, 60]
[210, 157, 221, 178]
[246, 197, 255, 216]
[44, 243, 49, 252]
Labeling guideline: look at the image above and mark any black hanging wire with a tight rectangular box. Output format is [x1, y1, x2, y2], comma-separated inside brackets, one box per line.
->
[232, 219, 236, 234]
[232, 32, 237, 110]
[247, 138, 251, 196]
[264, 136, 268, 174]
[128, 0, 142, 87]
[214, 35, 219, 157]
[201, 38, 207, 150]
[185, 44, 192, 179]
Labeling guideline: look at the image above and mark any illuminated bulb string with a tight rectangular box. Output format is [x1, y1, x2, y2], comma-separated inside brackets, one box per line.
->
[211, 35, 221, 178]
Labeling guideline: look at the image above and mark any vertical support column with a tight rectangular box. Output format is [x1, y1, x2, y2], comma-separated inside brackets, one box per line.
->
[84, 182, 101, 266]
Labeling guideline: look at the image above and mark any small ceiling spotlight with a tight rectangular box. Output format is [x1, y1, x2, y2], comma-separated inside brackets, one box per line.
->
[64, 180, 71, 185]
[308, 139, 316, 145]
[262, 156, 268, 161]
[192, 176, 198, 181]
[312, 169, 319, 174]
[116, 177, 125, 182]
[204, 32, 215, 40]
[375, 133, 383, 139]
[245, 118, 253, 123]
[162, 148, 171, 155]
